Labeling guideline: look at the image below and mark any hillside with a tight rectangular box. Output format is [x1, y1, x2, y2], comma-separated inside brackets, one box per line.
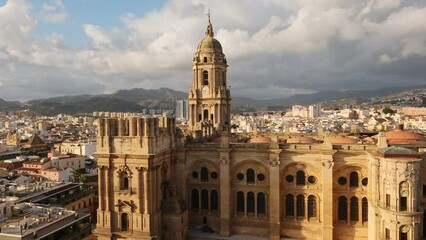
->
[0, 85, 425, 115]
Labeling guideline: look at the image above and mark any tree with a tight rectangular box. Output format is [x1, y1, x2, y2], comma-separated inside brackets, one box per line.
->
[382, 107, 395, 115]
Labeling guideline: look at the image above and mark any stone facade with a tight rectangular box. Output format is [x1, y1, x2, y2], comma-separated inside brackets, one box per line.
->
[94, 20, 426, 240]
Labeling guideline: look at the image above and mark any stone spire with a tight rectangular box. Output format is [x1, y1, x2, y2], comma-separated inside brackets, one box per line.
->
[205, 10, 214, 37]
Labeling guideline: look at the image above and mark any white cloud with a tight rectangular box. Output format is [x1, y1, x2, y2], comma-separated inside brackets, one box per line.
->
[41, 0, 68, 23]
[1, 0, 426, 101]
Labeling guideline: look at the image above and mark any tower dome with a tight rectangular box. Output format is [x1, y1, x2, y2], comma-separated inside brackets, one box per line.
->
[194, 17, 226, 64]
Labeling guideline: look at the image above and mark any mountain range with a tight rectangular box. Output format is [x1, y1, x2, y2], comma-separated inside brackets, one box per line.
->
[0, 85, 425, 115]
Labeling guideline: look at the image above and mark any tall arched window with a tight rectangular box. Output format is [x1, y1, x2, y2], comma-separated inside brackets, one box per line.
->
[350, 197, 359, 221]
[297, 195, 305, 218]
[191, 189, 199, 210]
[338, 196, 348, 221]
[257, 192, 266, 214]
[247, 192, 255, 214]
[286, 194, 294, 217]
[247, 168, 255, 183]
[121, 213, 129, 231]
[362, 197, 368, 222]
[123, 176, 129, 190]
[350, 172, 359, 187]
[201, 167, 209, 182]
[296, 171, 305, 186]
[211, 190, 218, 211]
[308, 195, 316, 219]
[400, 225, 409, 240]
[203, 71, 208, 85]
[201, 189, 209, 210]
[203, 110, 209, 121]
[237, 191, 245, 213]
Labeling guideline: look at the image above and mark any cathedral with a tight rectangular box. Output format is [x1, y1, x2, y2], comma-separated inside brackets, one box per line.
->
[93, 18, 426, 240]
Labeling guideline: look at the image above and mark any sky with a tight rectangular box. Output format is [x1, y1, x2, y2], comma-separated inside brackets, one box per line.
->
[0, 0, 426, 101]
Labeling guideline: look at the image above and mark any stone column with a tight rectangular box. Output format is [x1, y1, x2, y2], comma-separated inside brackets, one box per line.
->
[321, 152, 335, 240]
[218, 148, 231, 236]
[269, 150, 281, 240]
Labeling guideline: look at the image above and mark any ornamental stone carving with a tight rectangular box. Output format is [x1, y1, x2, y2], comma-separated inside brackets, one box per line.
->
[322, 160, 334, 169]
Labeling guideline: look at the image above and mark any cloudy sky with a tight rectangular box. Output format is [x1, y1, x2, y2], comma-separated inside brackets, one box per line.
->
[0, 0, 425, 101]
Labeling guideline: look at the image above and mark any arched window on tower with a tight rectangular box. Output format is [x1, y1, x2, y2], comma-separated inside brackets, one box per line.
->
[362, 197, 368, 222]
[211, 190, 218, 211]
[246, 192, 254, 214]
[286, 194, 294, 217]
[237, 191, 245, 214]
[350, 172, 359, 187]
[338, 196, 348, 221]
[350, 197, 359, 221]
[123, 176, 129, 190]
[201, 167, 209, 182]
[296, 195, 305, 218]
[257, 192, 266, 214]
[201, 189, 209, 210]
[191, 189, 199, 210]
[203, 110, 209, 121]
[247, 168, 255, 184]
[296, 171, 305, 186]
[203, 57, 207, 63]
[121, 213, 129, 231]
[203, 71, 208, 85]
[308, 195, 317, 220]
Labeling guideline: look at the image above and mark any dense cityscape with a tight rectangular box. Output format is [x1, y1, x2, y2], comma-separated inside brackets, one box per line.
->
[1, 0, 426, 240]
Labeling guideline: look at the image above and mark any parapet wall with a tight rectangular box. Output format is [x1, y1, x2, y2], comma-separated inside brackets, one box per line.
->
[96, 116, 176, 155]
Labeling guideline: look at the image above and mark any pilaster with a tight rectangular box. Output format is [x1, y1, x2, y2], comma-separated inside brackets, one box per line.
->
[268, 149, 281, 240]
[321, 151, 335, 240]
[218, 148, 231, 236]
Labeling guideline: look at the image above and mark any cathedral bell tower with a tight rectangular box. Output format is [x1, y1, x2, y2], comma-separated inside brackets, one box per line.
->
[188, 16, 231, 137]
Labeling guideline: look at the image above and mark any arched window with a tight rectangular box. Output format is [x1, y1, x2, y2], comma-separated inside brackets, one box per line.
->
[203, 110, 209, 121]
[247, 168, 255, 184]
[123, 176, 129, 190]
[400, 225, 409, 240]
[362, 197, 368, 222]
[191, 189, 199, 210]
[286, 194, 294, 217]
[237, 191, 245, 213]
[338, 196, 348, 221]
[211, 190, 218, 211]
[247, 192, 255, 214]
[203, 57, 207, 63]
[350, 197, 359, 221]
[121, 213, 129, 231]
[296, 195, 305, 218]
[201, 167, 209, 182]
[350, 172, 359, 187]
[257, 192, 266, 214]
[203, 71, 208, 85]
[400, 181, 409, 211]
[308, 195, 316, 219]
[201, 189, 209, 210]
[296, 171, 305, 186]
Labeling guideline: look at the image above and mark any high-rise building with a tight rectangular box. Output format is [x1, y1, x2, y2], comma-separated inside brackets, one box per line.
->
[175, 99, 189, 121]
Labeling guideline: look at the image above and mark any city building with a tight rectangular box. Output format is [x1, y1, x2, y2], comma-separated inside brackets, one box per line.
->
[176, 99, 189, 121]
[93, 19, 426, 240]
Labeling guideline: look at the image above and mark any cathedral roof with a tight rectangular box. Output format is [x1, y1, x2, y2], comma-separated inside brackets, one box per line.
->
[372, 126, 426, 145]
[378, 146, 421, 158]
[329, 136, 359, 144]
[286, 136, 320, 144]
[383, 129, 426, 145]
[249, 136, 272, 143]
[210, 136, 238, 143]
